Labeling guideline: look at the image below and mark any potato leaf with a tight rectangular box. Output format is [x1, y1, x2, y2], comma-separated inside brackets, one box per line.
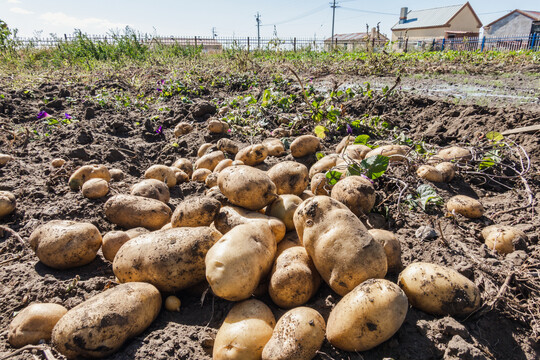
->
[354, 134, 370, 145]
[486, 131, 504, 143]
[360, 155, 389, 179]
[314, 125, 328, 139]
[316, 152, 325, 161]
[325, 170, 342, 186]
[416, 184, 444, 210]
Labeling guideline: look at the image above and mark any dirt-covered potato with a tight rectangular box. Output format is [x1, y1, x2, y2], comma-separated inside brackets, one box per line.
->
[446, 195, 484, 218]
[206, 222, 277, 301]
[308, 154, 339, 178]
[192, 168, 212, 182]
[398, 262, 481, 316]
[29, 220, 102, 269]
[208, 119, 230, 134]
[300, 190, 315, 200]
[290, 135, 320, 158]
[125, 227, 150, 239]
[330, 175, 376, 216]
[265, 194, 303, 232]
[144, 164, 176, 188]
[368, 229, 403, 273]
[114, 227, 221, 292]
[104, 194, 172, 230]
[342, 144, 371, 160]
[416, 165, 444, 183]
[310, 172, 333, 196]
[130, 179, 170, 203]
[51, 158, 66, 168]
[0, 153, 12, 166]
[0, 191, 16, 218]
[214, 205, 286, 242]
[109, 168, 124, 181]
[68, 164, 111, 190]
[267, 161, 309, 196]
[81, 178, 109, 199]
[213, 299, 275, 360]
[437, 146, 472, 162]
[174, 122, 193, 137]
[197, 143, 215, 158]
[262, 138, 286, 157]
[481, 225, 528, 254]
[52, 282, 161, 359]
[171, 167, 189, 184]
[294, 196, 387, 296]
[205, 172, 219, 187]
[268, 246, 320, 308]
[218, 165, 277, 211]
[335, 136, 353, 154]
[102, 231, 131, 262]
[327, 279, 408, 352]
[172, 158, 194, 178]
[365, 144, 409, 162]
[262, 307, 325, 360]
[171, 196, 221, 228]
[213, 159, 233, 173]
[195, 150, 225, 171]
[235, 144, 268, 166]
[217, 138, 239, 155]
[435, 162, 456, 182]
[8, 303, 68, 348]
[206, 186, 229, 206]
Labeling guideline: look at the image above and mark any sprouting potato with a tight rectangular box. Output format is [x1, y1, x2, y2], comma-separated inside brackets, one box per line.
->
[144, 164, 176, 188]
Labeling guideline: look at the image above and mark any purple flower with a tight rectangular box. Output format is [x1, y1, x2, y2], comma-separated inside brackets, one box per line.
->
[156, 126, 162, 134]
[64, 113, 72, 120]
[156, 88, 163, 92]
[227, 128, 232, 133]
[158, 79, 165, 85]
[361, 174, 374, 184]
[37, 111, 49, 119]
[346, 124, 353, 135]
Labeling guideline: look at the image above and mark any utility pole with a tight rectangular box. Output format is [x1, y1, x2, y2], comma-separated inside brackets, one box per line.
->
[212, 27, 217, 39]
[255, 12, 261, 49]
[330, 0, 339, 50]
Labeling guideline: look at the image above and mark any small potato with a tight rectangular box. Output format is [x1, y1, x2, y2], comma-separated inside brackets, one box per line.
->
[218, 165, 277, 211]
[198, 143, 215, 158]
[109, 168, 125, 181]
[144, 164, 176, 188]
[365, 145, 409, 162]
[172, 158, 193, 178]
[174, 122, 193, 137]
[262, 307, 325, 360]
[327, 279, 408, 352]
[437, 146, 472, 162]
[290, 135, 320, 158]
[213, 299, 275, 360]
[192, 168, 212, 182]
[398, 262, 481, 316]
[214, 159, 233, 173]
[205, 172, 219, 187]
[309, 154, 339, 179]
[262, 138, 286, 157]
[435, 162, 456, 182]
[171, 197, 221, 228]
[0, 191, 16, 218]
[29, 220, 102, 269]
[265, 194, 303, 231]
[0, 153, 13, 166]
[81, 178, 109, 199]
[331, 175, 376, 217]
[217, 138, 239, 155]
[165, 296, 181, 312]
[68, 164, 111, 190]
[267, 161, 309, 196]
[195, 151, 225, 171]
[171, 167, 189, 184]
[368, 229, 403, 273]
[131, 179, 170, 203]
[447, 195, 484, 218]
[208, 119, 230, 134]
[235, 144, 268, 166]
[52, 282, 161, 359]
[417, 165, 444, 183]
[102, 231, 131, 262]
[310, 172, 333, 196]
[8, 303, 68, 348]
[481, 225, 528, 254]
[104, 194, 172, 230]
[51, 158, 66, 168]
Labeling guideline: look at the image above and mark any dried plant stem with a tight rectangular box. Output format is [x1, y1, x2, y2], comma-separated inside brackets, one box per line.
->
[0, 226, 26, 247]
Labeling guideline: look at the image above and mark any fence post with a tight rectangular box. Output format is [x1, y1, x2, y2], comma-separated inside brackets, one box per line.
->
[404, 38, 408, 53]
[531, 33, 537, 50]
[481, 36, 485, 51]
[247, 37, 250, 52]
[293, 37, 296, 52]
[194, 36, 197, 47]
[441, 38, 446, 51]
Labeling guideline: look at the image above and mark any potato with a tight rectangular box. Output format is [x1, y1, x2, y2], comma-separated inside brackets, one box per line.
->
[213, 299, 275, 360]
[365, 144, 409, 162]
[214, 205, 286, 242]
[109, 168, 124, 181]
[265, 194, 303, 232]
[262, 307, 325, 360]
[368, 229, 402, 273]
[0, 191, 16, 218]
[217, 138, 239, 155]
[437, 146, 472, 162]
[417, 165, 444, 183]
[172, 158, 193, 178]
[144, 164, 176, 188]
[81, 178, 109, 199]
[161, 223, 172, 230]
[206, 186, 229, 206]
[29, 220, 102, 269]
[446, 195, 484, 218]
[0, 153, 12, 166]
[300, 190, 315, 200]
[218, 165, 277, 211]
[235, 144, 268, 166]
[481, 225, 528, 254]
[277, 232, 302, 251]
[330, 175, 376, 216]
[8, 303, 68, 348]
[195, 150, 225, 171]
[398, 262, 481, 316]
[335, 136, 354, 154]
[214, 159, 233, 173]
[327, 279, 408, 352]
[206, 222, 276, 301]
[268, 246, 320, 308]
[205, 172, 219, 187]
[290, 135, 320, 158]
[165, 295, 181, 312]
[171, 167, 189, 184]
[125, 227, 150, 239]
[174, 121, 193, 137]
[171, 196, 221, 228]
[262, 138, 286, 157]
[208, 119, 230, 134]
[52, 282, 161, 359]
[198, 143, 215, 158]
[68, 164, 110, 190]
[104, 194, 172, 230]
[192, 168, 212, 182]
[308, 154, 339, 178]
[102, 231, 130, 262]
[342, 144, 371, 160]
[436, 162, 456, 182]
[130, 179, 170, 203]
[294, 196, 387, 296]
[267, 161, 309, 196]
[310, 172, 333, 196]
[114, 227, 221, 292]
[51, 158, 66, 168]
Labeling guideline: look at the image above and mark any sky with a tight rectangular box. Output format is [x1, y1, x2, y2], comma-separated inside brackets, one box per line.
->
[2, 0, 539, 39]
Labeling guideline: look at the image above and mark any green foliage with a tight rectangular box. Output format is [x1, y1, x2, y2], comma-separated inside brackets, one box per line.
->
[405, 184, 444, 211]
[325, 170, 342, 186]
[359, 155, 389, 179]
[354, 134, 370, 145]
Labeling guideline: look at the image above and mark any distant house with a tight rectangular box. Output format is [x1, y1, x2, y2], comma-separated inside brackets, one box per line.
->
[484, 10, 540, 36]
[324, 28, 388, 51]
[391, 2, 482, 47]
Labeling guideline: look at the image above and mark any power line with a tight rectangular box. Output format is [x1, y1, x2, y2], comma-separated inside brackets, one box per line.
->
[262, 4, 328, 26]
[340, 6, 397, 16]
[478, 10, 511, 15]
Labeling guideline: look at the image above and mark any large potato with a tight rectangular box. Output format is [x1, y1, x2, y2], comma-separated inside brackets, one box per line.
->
[308, 154, 339, 178]
[398, 262, 481, 316]
[0, 190, 16, 218]
[235, 144, 268, 166]
[8, 303, 68, 348]
[213, 299, 275, 360]
[262, 307, 325, 360]
[446, 195, 484, 218]
[267, 161, 309, 196]
[436, 146, 472, 162]
[172, 158, 193, 178]
[294, 196, 387, 296]
[481, 225, 528, 254]
[330, 175, 376, 216]
[206, 222, 276, 301]
[327, 279, 408, 352]
[262, 138, 286, 157]
[195, 150, 225, 171]
[81, 178, 109, 199]
[104, 194, 172, 230]
[290, 135, 320, 158]
[171, 196, 221, 227]
[102, 231, 131, 262]
[29, 220, 102, 269]
[265, 194, 303, 232]
[214, 205, 286, 242]
[365, 145, 409, 162]
[130, 179, 170, 203]
[114, 227, 221, 292]
[144, 164, 176, 188]
[218, 165, 277, 211]
[52, 282, 161, 359]
[68, 164, 111, 190]
[368, 229, 402, 273]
